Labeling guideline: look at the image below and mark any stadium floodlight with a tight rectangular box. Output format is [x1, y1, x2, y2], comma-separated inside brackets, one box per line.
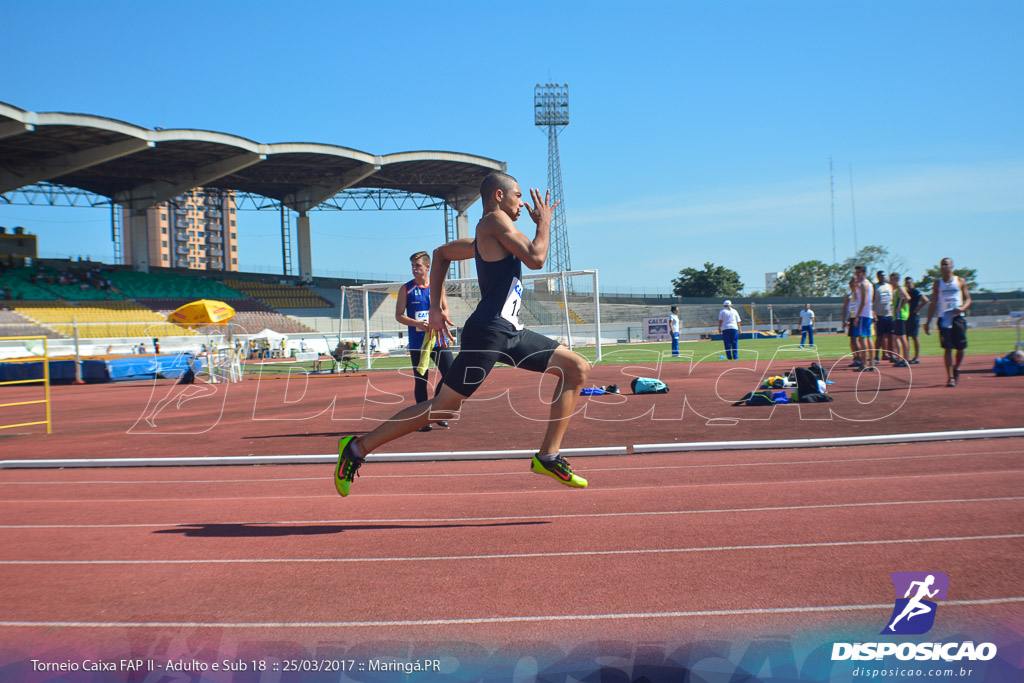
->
[534, 83, 569, 127]
[533, 83, 571, 275]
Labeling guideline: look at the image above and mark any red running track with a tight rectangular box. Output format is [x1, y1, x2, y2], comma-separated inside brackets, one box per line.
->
[1, 353, 1021, 462]
[1, 438, 1022, 663]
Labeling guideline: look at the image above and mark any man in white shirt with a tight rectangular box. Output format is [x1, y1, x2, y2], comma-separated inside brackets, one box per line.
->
[925, 257, 972, 387]
[873, 270, 894, 364]
[718, 300, 742, 360]
[799, 303, 815, 348]
[853, 265, 876, 372]
[669, 305, 680, 357]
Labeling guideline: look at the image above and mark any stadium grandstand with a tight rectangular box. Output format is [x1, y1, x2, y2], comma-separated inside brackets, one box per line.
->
[2, 100, 1021, 368]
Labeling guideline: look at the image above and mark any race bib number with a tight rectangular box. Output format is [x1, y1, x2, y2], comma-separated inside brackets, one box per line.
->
[500, 277, 525, 330]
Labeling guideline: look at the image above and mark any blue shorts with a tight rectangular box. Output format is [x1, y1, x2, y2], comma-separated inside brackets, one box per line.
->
[853, 317, 873, 338]
[876, 316, 894, 335]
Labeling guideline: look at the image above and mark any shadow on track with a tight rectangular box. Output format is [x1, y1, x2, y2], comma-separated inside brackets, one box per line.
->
[243, 432, 370, 439]
[154, 521, 548, 537]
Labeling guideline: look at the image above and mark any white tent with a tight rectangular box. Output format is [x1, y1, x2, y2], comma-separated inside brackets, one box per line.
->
[250, 328, 286, 341]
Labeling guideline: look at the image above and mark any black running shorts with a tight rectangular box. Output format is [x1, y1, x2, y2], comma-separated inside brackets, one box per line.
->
[443, 325, 560, 398]
[939, 316, 968, 350]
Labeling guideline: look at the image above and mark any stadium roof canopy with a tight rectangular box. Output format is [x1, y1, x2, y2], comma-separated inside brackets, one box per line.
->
[0, 101, 505, 213]
[0, 101, 506, 278]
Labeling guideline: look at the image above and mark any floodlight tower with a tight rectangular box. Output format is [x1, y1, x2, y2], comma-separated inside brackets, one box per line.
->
[534, 83, 571, 273]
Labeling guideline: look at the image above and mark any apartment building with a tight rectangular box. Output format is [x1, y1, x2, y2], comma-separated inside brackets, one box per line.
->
[123, 188, 239, 271]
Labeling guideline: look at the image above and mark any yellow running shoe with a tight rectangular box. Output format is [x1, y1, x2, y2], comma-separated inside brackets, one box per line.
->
[530, 454, 587, 488]
[335, 436, 363, 497]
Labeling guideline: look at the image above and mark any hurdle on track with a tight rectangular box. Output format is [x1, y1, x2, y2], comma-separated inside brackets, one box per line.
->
[0, 335, 52, 434]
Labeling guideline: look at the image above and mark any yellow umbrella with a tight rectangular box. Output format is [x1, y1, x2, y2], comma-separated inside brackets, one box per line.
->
[167, 299, 235, 329]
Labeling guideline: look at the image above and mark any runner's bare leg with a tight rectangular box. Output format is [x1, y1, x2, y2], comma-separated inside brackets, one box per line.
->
[538, 346, 590, 456]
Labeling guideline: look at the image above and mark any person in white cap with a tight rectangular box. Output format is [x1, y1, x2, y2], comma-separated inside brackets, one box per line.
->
[718, 300, 742, 360]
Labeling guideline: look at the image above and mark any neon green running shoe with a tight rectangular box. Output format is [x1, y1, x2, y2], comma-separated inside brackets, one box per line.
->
[530, 454, 587, 488]
[335, 436, 364, 497]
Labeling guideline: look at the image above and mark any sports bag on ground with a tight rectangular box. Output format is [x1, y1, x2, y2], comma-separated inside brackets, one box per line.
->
[631, 377, 669, 394]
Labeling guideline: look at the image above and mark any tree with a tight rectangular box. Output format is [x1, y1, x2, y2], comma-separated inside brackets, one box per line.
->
[918, 264, 981, 293]
[771, 260, 847, 297]
[839, 244, 908, 278]
[672, 262, 743, 298]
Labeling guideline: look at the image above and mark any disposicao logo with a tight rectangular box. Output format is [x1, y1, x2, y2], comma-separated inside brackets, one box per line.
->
[882, 571, 949, 635]
[831, 571, 998, 663]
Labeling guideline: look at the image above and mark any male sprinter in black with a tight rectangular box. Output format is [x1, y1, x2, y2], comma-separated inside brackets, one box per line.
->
[335, 172, 590, 494]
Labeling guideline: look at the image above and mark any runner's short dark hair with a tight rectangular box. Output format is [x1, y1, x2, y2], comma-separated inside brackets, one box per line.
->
[480, 172, 518, 202]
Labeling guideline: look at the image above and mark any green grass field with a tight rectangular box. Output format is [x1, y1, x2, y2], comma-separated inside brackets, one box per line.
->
[245, 327, 1019, 375]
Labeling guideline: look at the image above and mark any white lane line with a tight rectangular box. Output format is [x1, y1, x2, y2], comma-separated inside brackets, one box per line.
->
[2, 468, 1021, 504]
[2, 447, 1021, 486]
[634, 428, 1024, 454]
[0, 496, 1019, 529]
[0, 598, 1021, 629]
[1, 534, 1021, 566]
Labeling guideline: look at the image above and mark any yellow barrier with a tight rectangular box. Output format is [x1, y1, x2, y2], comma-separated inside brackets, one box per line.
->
[0, 336, 52, 434]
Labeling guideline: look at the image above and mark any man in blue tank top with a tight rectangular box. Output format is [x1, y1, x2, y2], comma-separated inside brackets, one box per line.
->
[395, 250, 454, 431]
[334, 172, 591, 495]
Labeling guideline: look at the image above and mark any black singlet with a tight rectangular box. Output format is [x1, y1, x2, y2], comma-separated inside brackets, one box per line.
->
[464, 240, 524, 335]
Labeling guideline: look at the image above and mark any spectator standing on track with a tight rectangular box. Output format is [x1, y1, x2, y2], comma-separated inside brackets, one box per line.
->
[669, 305, 680, 357]
[798, 303, 815, 348]
[890, 273, 910, 367]
[925, 257, 972, 387]
[334, 173, 591, 496]
[853, 265, 876, 371]
[842, 277, 861, 366]
[874, 270, 895, 364]
[718, 300, 742, 360]
[396, 250, 454, 432]
[904, 276, 929, 364]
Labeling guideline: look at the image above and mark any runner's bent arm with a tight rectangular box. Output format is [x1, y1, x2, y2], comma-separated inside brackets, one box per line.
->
[915, 291, 930, 315]
[958, 277, 972, 314]
[490, 188, 558, 270]
[428, 238, 474, 341]
[924, 280, 940, 334]
[395, 285, 427, 331]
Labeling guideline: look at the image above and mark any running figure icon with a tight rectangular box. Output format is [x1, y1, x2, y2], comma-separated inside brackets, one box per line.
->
[887, 574, 939, 632]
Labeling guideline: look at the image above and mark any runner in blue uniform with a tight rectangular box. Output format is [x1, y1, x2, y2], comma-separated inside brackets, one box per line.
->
[335, 172, 591, 494]
[396, 251, 454, 431]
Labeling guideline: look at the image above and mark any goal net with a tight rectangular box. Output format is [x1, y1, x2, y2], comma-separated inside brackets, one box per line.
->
[340, 270, 602, 368]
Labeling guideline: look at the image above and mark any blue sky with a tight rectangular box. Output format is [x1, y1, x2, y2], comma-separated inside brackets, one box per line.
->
[1, 0, 1021, 294]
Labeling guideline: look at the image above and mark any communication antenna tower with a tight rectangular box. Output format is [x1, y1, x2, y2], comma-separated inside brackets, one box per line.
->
[829, 157, 836, 263]
[534, 83, 571, 273]
[848, 163, 858, 256]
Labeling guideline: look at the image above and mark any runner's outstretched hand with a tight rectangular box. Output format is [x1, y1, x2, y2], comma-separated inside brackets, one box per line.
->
[523, 188, 560, 226]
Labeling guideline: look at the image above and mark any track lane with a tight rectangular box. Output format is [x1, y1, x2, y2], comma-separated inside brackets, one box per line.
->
[1, 541, 1020, 626]
[2, 440, 1021, 654]
[1, 499, 1020, 562]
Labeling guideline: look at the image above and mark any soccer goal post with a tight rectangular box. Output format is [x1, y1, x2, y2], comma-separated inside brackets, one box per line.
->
[340, 269, 602, 369]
